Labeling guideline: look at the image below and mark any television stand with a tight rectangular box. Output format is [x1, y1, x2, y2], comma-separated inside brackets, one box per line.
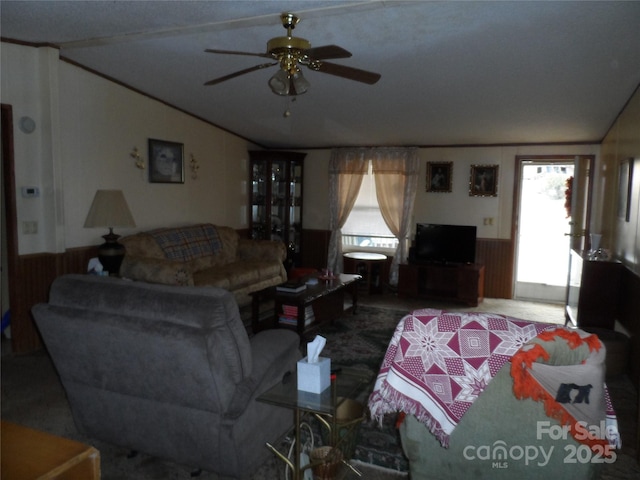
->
[398, 263, 485, 306]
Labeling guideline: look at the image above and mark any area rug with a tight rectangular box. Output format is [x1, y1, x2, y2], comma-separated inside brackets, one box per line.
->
[311, 305, 410, 473]
[3, 305, 638, 479]
[311, 306, 640, 480]
[0, 305, 408, 480]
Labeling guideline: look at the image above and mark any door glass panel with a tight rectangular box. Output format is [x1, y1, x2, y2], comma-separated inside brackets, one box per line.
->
[569, 156, 591, 252]
[515, 162, 574, 302]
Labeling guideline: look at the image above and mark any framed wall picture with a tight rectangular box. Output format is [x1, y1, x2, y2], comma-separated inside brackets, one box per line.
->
[426, 161, 452, 192]
[148, 138, 184, 183]
[617, 157, 634, 222]
[469, 164, 498, 197]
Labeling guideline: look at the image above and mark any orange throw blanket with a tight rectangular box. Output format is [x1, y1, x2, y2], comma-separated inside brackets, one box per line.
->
[511, 327, 620, 455]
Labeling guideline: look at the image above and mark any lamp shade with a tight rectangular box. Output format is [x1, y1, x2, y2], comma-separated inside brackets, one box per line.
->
[84, 190, 136, 229]
[268, 69, 291, 95]
[269, 68, 310, 96]
[291, 71, 310, 95]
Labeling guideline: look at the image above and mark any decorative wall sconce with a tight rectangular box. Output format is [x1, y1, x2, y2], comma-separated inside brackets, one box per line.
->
[131, 147, 145, 170]
[190, 153, 200, 179]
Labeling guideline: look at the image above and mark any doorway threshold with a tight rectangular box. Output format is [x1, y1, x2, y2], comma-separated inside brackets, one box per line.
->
[514, 281, 566, 304]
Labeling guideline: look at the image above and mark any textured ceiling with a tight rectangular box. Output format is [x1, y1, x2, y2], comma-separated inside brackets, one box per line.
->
[2, 1, 640, 149]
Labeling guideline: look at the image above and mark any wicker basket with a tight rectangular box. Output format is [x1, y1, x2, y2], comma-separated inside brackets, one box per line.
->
[310, 446, 343, 480]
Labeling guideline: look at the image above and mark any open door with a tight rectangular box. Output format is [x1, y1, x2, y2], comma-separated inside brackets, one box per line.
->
[513, 155, 594, 303]
[567, 156, 595, 252]
[1, 104, 20, 351]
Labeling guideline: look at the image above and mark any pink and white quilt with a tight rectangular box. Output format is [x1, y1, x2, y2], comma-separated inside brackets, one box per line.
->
[368, 309, 554, 447]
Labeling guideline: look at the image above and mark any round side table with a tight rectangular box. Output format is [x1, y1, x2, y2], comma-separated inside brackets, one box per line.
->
[343, 252, 387, 294]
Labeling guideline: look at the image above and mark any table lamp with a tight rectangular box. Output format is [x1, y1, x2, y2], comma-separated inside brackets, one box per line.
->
[84, 189, 136, 275]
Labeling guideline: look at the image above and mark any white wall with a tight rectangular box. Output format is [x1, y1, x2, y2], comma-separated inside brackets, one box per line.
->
[303, 144, 600, 239]
[1, 44, 59, 253]
[2, 43, 256, 254]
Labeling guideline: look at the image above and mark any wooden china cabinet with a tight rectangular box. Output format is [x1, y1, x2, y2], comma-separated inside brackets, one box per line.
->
[249, 150, 305, 269]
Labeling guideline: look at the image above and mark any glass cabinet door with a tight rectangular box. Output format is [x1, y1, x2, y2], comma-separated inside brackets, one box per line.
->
[249, 151, 305, 268]
[288, 161, 303, 261]
[250, 161, 268, 240]
[270, 160, 287, 243]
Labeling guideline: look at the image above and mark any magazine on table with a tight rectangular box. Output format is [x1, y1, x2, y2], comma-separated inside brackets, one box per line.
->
[276, 280, 307, 293]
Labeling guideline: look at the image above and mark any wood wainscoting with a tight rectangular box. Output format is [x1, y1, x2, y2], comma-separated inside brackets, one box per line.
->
[300, 229, 332, 270]
[476, 238, 514, 299]
[9, 247, 97, 353]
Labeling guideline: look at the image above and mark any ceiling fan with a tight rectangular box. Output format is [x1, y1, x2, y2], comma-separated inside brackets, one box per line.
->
[203, 12, 381, 96]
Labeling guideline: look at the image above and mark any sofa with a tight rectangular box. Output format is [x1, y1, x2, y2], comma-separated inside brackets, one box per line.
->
[369, 310, 618, 480]
[119, 223, 287, 307]
[32, 274, 302, 479]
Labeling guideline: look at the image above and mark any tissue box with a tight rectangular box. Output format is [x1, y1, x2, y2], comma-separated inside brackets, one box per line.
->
[297, 356, 331, 394]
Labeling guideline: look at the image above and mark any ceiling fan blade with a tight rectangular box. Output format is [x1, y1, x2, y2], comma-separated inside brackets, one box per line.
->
[204, 62, 278, 86]
[312, 61, 381, 85]
[304, 45, 351, 60]
[205, 48, 271, 59]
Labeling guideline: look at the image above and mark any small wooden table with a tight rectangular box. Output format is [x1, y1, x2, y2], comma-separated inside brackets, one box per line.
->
[1, 421, 100, 479]
[343, 252, 387, 294]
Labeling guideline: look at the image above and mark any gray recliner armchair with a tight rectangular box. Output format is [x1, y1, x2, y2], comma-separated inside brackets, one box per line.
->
[32, 274, 301, 479]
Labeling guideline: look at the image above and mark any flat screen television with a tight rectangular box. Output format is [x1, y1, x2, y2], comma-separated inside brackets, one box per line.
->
[411, 223, 477, 265]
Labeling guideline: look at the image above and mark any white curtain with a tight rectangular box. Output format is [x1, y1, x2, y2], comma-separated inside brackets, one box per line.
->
[372, 148, 420, 285]
[327, 149, 368, 274]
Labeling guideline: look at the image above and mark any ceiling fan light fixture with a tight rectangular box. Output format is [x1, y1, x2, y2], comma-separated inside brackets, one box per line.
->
[268, 69, 290, 95]
[291, 71, 310, 95]
[269, 69, 310, 96]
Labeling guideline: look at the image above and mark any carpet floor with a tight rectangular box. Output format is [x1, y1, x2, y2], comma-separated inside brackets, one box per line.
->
[1, 293, 637, 479]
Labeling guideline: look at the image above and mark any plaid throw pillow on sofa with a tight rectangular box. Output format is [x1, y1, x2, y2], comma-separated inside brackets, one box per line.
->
[149, 224, 222, 262]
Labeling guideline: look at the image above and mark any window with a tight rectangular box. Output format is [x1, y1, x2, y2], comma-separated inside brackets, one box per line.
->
[342, 162, 398, 251]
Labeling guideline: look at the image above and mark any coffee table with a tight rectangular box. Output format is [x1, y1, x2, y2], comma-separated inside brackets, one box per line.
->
[257, 366, 373, 480]
[251, 273, 361, 336]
